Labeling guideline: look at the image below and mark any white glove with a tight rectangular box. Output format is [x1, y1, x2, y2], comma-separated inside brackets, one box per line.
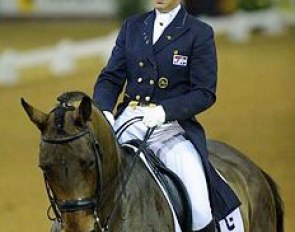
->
[103, 111, 115, 127]
[143, 105, 166, 128]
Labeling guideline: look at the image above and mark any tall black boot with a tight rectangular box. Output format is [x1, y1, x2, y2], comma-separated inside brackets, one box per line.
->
[193, 220, 217, 232]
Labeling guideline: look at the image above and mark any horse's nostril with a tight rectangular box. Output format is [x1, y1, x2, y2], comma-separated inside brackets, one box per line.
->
[89, 230, 95, 232]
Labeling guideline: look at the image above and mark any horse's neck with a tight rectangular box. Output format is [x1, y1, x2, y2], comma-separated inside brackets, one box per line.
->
[103, 151, 175, 230]
[91, 108, 122, 182]
[90, 108, 125, 222]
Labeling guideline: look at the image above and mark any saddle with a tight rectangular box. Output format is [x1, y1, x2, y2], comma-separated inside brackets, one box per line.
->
[122, 140, 192, 232]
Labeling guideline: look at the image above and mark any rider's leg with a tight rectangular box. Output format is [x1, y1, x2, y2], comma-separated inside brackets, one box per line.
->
[154, 139, 214, 231]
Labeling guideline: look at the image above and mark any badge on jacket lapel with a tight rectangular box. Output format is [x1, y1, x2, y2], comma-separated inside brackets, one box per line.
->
[173, 54, 188, 66]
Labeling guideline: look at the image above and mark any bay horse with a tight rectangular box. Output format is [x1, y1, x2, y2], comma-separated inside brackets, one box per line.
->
[21, 91, 283, 232]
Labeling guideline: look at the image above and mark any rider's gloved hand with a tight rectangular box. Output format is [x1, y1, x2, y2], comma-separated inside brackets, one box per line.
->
[143, 105, 166, 128]
[103, 111, 115, 127]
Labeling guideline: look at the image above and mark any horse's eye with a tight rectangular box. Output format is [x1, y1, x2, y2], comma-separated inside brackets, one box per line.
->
[80, 159, 95, 170]
[88, 160, 96, 169]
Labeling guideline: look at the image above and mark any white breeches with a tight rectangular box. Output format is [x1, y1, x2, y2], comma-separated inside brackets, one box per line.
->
[114, 106, 213, 230]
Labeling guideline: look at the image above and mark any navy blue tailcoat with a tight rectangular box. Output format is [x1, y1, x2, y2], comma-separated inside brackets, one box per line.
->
[93, 5, 240, 221]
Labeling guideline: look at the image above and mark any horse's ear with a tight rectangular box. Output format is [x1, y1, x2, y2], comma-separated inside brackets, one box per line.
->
[75, 96, 92, 126]
[21, 98, 49, 132]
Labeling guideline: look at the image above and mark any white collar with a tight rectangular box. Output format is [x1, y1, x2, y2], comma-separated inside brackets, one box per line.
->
[155, 4, 181, 21]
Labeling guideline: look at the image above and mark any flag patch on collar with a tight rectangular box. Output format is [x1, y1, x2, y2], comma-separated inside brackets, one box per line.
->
[173, 55, 188, 66]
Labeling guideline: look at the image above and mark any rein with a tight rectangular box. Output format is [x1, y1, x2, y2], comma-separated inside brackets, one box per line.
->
[102, 124, 155, 229]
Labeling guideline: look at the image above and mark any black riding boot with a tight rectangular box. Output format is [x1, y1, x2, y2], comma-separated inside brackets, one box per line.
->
[193, 220, 217, 232]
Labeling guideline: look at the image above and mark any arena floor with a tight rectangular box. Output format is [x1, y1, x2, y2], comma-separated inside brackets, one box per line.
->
[0, 21, 294, 231]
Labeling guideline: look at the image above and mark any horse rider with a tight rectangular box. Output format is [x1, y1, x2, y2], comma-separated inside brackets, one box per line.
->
[93, 0, 241, 231]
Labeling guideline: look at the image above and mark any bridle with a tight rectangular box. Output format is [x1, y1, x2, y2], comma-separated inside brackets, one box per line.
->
[41, 126, 105, 231]
[40, 101, 154, 231]
[40, 98, 106, 231]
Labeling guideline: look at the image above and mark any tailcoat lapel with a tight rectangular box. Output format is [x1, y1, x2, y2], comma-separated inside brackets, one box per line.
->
[140, 11, 157, 67]
[153, 6, 191, 55]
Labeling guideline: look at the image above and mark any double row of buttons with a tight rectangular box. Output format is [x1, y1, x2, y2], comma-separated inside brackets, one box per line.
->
[137, 77, 168, 89]
[137, 77, 155, 85]
[135, 95, 151, 102]
[138, 61, 168, 88]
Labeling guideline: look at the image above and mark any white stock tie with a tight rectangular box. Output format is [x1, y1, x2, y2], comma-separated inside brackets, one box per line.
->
[153, 13, 172, 44]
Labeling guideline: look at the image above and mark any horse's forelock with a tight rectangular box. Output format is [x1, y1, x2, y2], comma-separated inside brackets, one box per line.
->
[46, 92, 88, 133]
[46, 91, 108, 137]
[57, 91, 89, 104]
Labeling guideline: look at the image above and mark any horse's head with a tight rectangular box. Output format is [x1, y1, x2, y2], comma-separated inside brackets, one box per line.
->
[21, 92, 120, 232]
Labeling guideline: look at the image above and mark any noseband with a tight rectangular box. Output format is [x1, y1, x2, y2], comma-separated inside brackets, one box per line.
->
[41, 112, 104, 231]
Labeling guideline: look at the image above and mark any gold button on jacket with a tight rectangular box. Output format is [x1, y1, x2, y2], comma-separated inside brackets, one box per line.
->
[158, 77, 169, 89]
